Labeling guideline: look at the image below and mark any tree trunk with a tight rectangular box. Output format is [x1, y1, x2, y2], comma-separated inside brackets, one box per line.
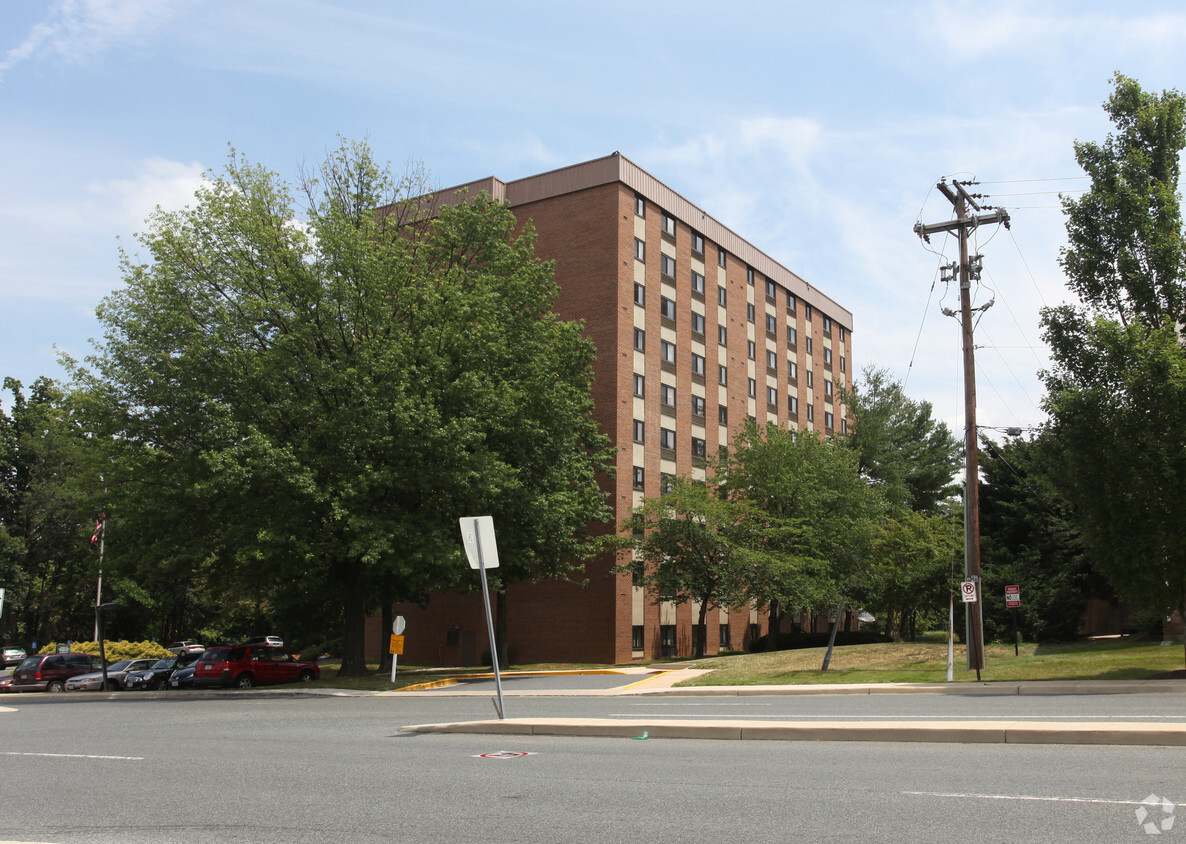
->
[696, 602, 709, 658]
[766, 600, 782, 651]
[338, 561, 369, 678]
[378, 602, 393, 672]
[495, 588, 509, 668]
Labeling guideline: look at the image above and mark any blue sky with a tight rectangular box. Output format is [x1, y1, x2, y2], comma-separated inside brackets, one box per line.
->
[3, 1, 1186, 434]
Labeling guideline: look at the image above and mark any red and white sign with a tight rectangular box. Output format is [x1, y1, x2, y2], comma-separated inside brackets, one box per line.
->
[1005, 585, 1021, 608]
[960, 580, 978, 603]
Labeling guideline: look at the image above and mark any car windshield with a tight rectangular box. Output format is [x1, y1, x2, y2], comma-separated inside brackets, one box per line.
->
[15, 656, 40, 671]
[107, 660, 134, 671]
[151, 657, 179, 669]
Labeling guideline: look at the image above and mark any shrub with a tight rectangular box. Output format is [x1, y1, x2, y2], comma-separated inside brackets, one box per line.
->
[38, 641, 172, 661]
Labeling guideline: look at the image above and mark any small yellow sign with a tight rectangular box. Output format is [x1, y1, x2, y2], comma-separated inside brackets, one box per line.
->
[389, 634, 405, 655]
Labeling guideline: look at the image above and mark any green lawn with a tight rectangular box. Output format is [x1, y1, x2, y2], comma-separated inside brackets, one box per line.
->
[675, 637, 1186, 686]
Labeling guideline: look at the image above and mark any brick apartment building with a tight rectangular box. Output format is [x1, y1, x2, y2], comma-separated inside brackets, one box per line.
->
[379, 153, 854, 666]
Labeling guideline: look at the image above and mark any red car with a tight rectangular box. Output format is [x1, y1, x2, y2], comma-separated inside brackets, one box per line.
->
[192, 645, 318, 689]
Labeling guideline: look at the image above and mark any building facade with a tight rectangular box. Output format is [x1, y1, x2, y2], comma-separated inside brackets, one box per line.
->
[381, 153, 854, 666]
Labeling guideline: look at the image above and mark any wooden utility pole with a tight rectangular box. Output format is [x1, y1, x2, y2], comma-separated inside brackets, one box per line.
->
[914, 180, 1009, 677]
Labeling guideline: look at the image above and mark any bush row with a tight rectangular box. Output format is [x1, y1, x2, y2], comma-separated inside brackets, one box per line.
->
[38, 640, 173, 661]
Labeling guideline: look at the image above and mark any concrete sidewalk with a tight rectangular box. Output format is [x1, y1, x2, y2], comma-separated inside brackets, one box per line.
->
[396, 669, 1186, 746]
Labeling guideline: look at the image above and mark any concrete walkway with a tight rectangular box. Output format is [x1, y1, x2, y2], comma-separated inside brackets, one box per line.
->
[397, 668, 1186, 746]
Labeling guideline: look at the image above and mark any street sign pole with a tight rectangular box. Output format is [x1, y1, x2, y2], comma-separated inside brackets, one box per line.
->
[390, 616, 406, 683]
[460, 516, 505, 720]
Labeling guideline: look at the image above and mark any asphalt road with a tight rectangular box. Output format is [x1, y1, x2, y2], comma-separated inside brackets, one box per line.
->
[1, 692, 1181, 842]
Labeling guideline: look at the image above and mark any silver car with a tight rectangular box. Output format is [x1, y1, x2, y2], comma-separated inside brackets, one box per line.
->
[64, 658, 159, 691]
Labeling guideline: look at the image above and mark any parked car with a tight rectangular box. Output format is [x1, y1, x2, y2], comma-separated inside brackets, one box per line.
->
[244, 636, 284, 648]
[1, 646, 27, 668]
[193, 645, 318, 689]
[168, 664, 196, 689]
[65, 657, 159, 691]
[10, 653, 106, 693]
[0, 674, 12, 693]
[125, 653, 201, 691]
[166, 641, 206, 655]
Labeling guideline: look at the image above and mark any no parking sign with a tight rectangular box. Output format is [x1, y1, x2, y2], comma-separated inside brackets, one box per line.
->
[960, 580, 978, 603]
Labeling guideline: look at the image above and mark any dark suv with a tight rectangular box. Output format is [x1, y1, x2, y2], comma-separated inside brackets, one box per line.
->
[11, 653, 105, 693]
[192, 645, 318, 689]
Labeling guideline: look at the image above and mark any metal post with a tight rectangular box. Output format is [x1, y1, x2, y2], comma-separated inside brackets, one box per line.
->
[475, 531, 506, 720]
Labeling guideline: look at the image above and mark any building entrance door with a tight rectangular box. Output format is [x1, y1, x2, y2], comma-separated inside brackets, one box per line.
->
[460, 631, 476, 666]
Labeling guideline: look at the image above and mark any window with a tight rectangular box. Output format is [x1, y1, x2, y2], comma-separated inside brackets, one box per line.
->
[661, 255, 676, 278]
[661, 384, 676, 407]
[823, 316, 832, 334]
[765, 279, 776, 299]
[691, 437, 706, 459]
[692, 231, 704, 253]
[825, 411, 834, 429]
[825, 379, 833, 397]
[805, 337, 813, 356]
[660, 624, 676, 656]
[662, 212, 676, 237]
[748, 378, 757, 398]
[691, 353, 706, 376]
[718, 249, 727, 268]
[747, 340, 756, 360]
[634, 327, 645, 352]
[718, 365, 728, 385]
[841, 417, 848, 434]
[839, 325, 846, 342]
[719, 624, 731, 652]
[660, 473, 675, 495]
[787, 326, 797, 345]
[747, 267, 755, 286]
[660, 340, 676, 363]
[787, 291, 796, 312]
[691, 395, 706, 417]
[806, 404, 814, 422]
[633, 419, 645, 443]
[824, 347, 832, 365]
[765, 314, 776, 333]
[660, 428, 676, 450]
[717, 285, 727, 306]
[660, 296, 676, 320]
[635, 238, 645, 262]
[634, 195, 645, 217]
[632, 625, 644, 650]
[633, 373, 645, 397]
[788, 395, 798, 414]
[840, 355, 846, 373]
[806, 370, 813, 388]
[718, 404, 728, 424]
[788, 361, 798, 379]
[691, 312, 705, 335]
[766, 349, 777, 370]
[767, 386, 777, 405]
[805, 303, 813, 322]
[747, 303, 755, 322]
[691, 270, 705, 295]
[718, 325, 727, 345]
[633, 466, 645, 490]
[634, 282, 645, 307]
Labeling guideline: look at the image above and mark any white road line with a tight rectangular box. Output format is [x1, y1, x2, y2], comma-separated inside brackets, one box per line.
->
[905, 791, 1152, 806]
[617, 712, 1186, 720]
[2, 751, 143, 761]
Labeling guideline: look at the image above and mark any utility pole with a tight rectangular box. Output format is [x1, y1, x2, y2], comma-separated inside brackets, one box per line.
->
[914, 179, 1009, 678]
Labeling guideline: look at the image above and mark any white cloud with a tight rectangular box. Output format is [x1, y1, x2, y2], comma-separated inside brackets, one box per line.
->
[0, 0, 182, 81]
[87, 157, 206, 230]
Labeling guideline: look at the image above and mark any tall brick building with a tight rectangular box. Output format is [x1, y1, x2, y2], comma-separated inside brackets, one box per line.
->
[383, 153, 853, 666]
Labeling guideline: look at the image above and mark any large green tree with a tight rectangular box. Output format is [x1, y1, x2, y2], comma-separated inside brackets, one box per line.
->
[75, 140, 611, 675]
[845, 365, 962, 515]
[1042, 73, 1186, 661]
[609, 476, 771, 657]
[719, 423, 884, 647]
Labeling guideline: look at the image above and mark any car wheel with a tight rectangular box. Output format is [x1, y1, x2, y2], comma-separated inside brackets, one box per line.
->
[298, 669, 315, 683]
[47, 680, 65, 693]
[235, 673, 255, 689]
[149, 678, 162, 691]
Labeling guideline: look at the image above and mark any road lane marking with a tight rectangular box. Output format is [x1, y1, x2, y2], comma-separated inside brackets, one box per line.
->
[905, 791, 1148, 806]
[2, 751, 143, 761]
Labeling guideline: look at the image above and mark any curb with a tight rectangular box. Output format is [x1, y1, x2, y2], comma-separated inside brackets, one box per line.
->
[400, 717, 1186, 747]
